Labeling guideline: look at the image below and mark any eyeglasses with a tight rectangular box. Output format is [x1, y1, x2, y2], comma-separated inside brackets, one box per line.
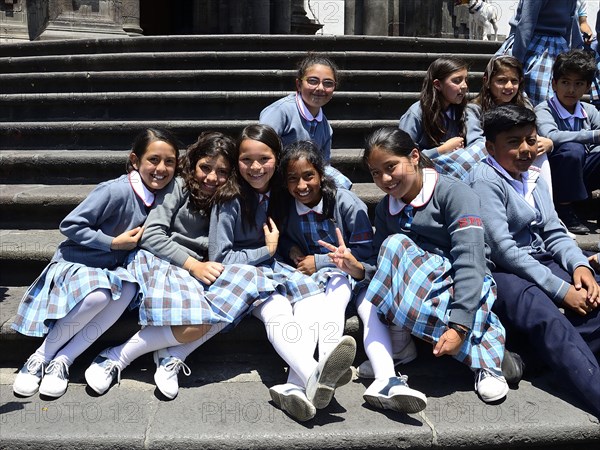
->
[302, 77, 336, 89]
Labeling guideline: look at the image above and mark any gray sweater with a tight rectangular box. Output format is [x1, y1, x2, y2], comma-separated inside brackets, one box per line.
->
[373, 171, 489, 328]
[140, 177, 209, 267]
[469, 160, 591, 303]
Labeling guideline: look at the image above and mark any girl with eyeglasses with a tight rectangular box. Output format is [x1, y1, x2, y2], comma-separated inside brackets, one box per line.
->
[259, 53, 352, 189]
[466, 55, 554, 196]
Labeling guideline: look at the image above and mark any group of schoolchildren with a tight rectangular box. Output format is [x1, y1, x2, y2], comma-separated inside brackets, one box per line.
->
[11, 42, 600, 422]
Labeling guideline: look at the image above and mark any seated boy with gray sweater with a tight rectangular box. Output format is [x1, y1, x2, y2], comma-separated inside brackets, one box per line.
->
[469, 104, 600, 418]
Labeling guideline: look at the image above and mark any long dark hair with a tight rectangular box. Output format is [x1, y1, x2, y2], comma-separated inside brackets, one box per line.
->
[420, 56, 468, 146]
[363, 127, 434, 170]
[472, 55, 530, 112]
[235, 124, 285, 230]
[180, 131, 238, 214]
[126, 128, 181, 173]
[279, 140, 337, 219]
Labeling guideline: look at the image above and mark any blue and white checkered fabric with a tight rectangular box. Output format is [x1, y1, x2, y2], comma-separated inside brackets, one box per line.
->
[12, 261, 138, 337]
[432, 140, 488, 181]
[298, 212, 337, 255]
[364, 234, 505, 371]
[127, 249, 275, 326]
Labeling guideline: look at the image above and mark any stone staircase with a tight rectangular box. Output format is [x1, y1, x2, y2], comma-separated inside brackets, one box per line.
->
[1, 35, 598, 357]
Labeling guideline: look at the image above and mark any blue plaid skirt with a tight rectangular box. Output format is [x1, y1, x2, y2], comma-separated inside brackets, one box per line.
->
[432, 141, 488, 181]
[497, 34, 569, 106]
[127, 249, 275, 326]
[261, 259, 324, 305]
[364, 234, 505, 371]
[12, 260, 137, 337]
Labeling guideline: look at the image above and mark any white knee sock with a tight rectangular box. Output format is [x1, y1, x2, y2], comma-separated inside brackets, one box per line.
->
[166, 323, 227, 361]
[356, 292, 395, 380]
[253, 294, 318, 387]
[54, 282, 137, 366]
[106, 325, 181, 370]
[318, 275, 352, 359]
[35, 288, 112, 362]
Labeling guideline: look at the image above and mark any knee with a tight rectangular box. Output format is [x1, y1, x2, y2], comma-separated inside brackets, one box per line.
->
[171, 324, 211, 344]
[553, 142, 586, 161]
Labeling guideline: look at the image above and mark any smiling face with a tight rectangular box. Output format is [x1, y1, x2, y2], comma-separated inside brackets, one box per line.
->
[435, 68, 468, 109]
[129, 140, 177, 192]
[489, 67, 520, 105]
[367, 146, 422, 203]
[286, 157, 322, 208]
[194, 155, 231, 196]
[485, 124, 538, 179]
[238, 139, 277, 194]
[296, 63, 336, 117]
[552, 72, 591, 114]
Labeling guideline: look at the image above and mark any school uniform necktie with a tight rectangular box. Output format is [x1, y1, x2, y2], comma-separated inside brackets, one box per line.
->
[399, 204, 414, 231]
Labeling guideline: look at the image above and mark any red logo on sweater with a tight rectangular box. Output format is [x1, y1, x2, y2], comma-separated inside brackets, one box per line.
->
[457, 216, 482, 228]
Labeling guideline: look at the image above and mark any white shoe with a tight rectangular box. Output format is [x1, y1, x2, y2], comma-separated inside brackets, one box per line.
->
[153, 350, 191, 400]
[357, 327, 417, 379]
[269, 383, 316, 422]
[39, 358, 69, 398]
[363, 376, 427, 414]
[84, 349, 122, 395]
[306, 335, 356, 409]
[475, 368, 508, 402]
[13, 354, 46, 397]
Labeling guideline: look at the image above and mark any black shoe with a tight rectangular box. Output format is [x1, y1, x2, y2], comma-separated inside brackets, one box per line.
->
[556, 205, 590, 235]
[501, 350, 524, 385]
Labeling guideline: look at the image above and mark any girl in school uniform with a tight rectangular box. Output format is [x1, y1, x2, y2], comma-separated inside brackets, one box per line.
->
[399, 56, 487, 181]
[259, 53, 352, 189]
[467, 55, 554, 196]
[84, 132, 275, 399]
[278, 140, 427, 414]
[495, 0, 581, 106]
[12, 128, 180, 399]
[322, 127, 513, 404]
[209, 124, 356, 422]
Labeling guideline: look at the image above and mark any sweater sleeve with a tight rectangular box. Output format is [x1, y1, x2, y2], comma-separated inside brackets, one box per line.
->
[441, 181, 487, 328]
[139, 179, 190, 268]
[471, 172, 571, 302]
[511, 0, 543, 62]
[399, 104, 440, 158]
[59, 181, 121, 252]
[259, 98, 289, 136]
[535, 101, 599, 145]
[465, 104, 485, 149]
[208, 200, 272, 265]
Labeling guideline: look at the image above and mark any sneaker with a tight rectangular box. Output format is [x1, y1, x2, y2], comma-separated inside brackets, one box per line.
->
[153, 350, 191, 400]
[39, 359, 69, 398]
[475, 368, 508, 403]
[356, 327, 417, 379]
[306, 335, 356, 409]
[269, 383, 316, 422]
[84, 349, 122, 395]
[336, 368, 354, 388]
[13, 354, 46, 397]
[363, 376, 427, 414]
[501, 350, 524, 385]
[556, 205, 590, 235]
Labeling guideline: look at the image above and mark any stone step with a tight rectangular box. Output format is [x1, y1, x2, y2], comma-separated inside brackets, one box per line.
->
[0, 91, 422, 122]
[0, 119, 396, 150]
[0, 51, 495, 74]
[0, 70, 486, 94]
[0, 34, 502, 58]
[0, 149, 368, 184]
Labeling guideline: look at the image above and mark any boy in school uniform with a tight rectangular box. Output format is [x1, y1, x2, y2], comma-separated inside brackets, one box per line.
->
[535, 49, 600, 234]
[470, 104, 600, 418]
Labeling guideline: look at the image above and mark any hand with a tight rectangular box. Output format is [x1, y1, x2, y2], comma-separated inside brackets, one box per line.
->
[188, 260, 224, 285]
[289, 245, 305, 266]
[536, 136, 553, 155]
[296, 255, 316, 275]
[111, 226, 144, 250]
[589, 253, 600, 273]
[318, 227, 365, 280]
[573, 266, 600, 307]
[563, 284, 593, 315]
[433, 328, 465, 357]
[437, 137, 464, 154]
[263, 217, 279, 256]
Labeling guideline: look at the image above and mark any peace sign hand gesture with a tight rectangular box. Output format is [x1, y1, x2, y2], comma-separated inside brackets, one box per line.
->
[318, 227, 365, 280]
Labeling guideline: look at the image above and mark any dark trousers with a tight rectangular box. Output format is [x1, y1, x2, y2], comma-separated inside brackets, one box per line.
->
[548, 142, 600, 203]
[492, 253, 600, 417]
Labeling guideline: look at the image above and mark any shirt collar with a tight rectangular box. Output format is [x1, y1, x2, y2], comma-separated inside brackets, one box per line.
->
[388, 168, 438, 215]
[296, 92, 323, 122]
[296, 197, 324, 215]
[549, 95, 587, 120]
[485, 156, 539, 202]
[258, 191, 270, 204]
[129, 170, 155, 207]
